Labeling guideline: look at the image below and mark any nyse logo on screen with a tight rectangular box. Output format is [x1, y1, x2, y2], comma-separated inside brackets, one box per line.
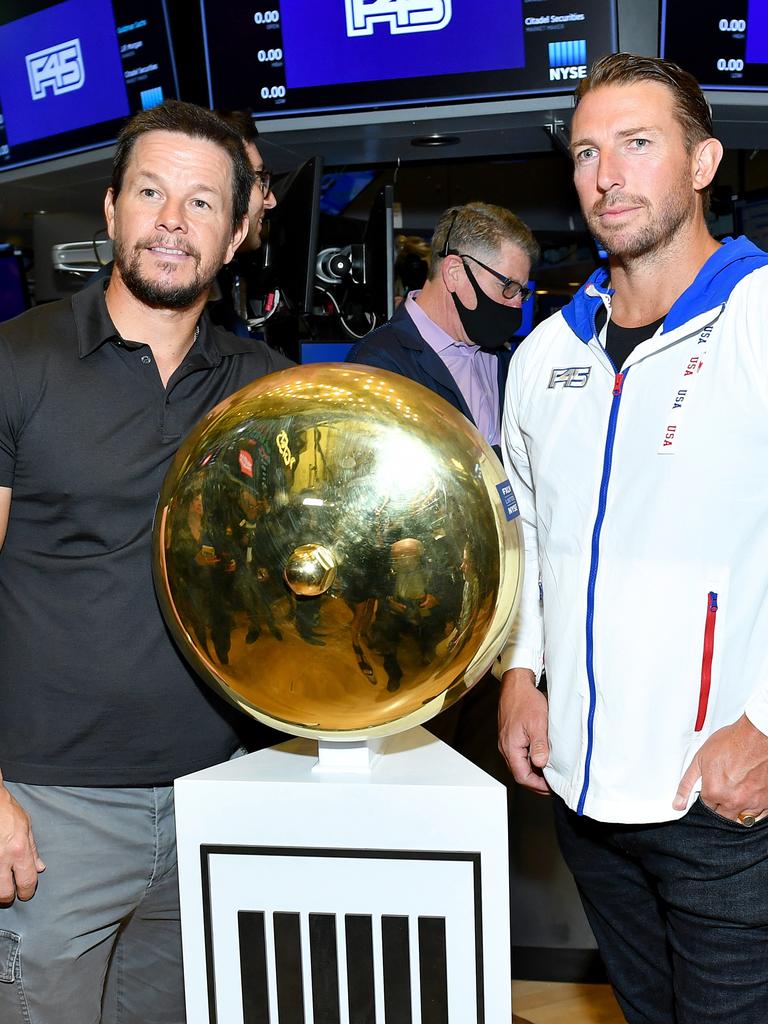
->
[26, 38, 85, 101]
[345, 0, 452, 37]
[548, 39, 587, 81]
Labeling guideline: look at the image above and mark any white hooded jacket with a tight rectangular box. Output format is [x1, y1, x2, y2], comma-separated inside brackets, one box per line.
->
[500, 236, 768, 823]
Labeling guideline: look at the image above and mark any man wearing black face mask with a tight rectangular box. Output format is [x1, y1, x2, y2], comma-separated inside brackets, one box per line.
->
[345, 203, 538, 794]
[346, 202, 538, 458]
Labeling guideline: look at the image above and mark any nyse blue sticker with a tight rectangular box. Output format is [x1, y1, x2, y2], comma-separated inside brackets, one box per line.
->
[496, 480, 520, 521]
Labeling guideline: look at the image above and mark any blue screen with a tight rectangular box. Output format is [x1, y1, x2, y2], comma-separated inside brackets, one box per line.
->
[281, 1, 524, 90]
[514, 281, 536, 337]
[0, 1, 177, 173]
[746, 0, 768, 63]
[300, 342, 354, 364]
[0, 249, 28, 323]
[319, 170, 377, 216]
[0, 0, 129, 148]
[202, 0, 617, 119]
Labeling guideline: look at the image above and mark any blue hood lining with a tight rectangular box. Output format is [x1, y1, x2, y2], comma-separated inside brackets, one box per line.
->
[562, 236, 768, 344]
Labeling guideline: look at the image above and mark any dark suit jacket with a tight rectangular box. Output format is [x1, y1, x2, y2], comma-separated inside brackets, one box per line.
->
[345, 302, 512, 456]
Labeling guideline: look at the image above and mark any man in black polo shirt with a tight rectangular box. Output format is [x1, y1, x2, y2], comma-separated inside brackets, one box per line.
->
[0, 101, 290, 1023]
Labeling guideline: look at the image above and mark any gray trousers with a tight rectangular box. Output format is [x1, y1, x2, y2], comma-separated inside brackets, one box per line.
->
[0, 783, 185, 1024]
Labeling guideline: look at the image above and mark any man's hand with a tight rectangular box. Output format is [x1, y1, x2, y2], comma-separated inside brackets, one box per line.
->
[674, 713, 768, 820]
[498, 668, 551, 795]
[0, 782, 45, 904]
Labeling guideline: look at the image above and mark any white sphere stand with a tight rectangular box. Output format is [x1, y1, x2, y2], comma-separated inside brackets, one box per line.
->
[175, 727, 512, 1023]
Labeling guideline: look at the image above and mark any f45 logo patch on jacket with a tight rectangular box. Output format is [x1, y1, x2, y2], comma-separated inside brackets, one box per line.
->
[548, 366, 591, 388]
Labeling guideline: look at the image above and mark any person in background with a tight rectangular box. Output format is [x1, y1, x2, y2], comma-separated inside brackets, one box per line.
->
[393, 232, 431, 305]
[209, 109, 276, 336]
[346, 202, 539, 764]
[346, 201, 538, 460]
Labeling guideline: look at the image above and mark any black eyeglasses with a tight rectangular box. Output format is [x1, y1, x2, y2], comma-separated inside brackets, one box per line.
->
[441, 209, 533, 303]
[253, 169, 272, 196]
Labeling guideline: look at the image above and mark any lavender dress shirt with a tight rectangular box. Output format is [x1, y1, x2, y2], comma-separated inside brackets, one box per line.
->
[405, 291, 500, 446]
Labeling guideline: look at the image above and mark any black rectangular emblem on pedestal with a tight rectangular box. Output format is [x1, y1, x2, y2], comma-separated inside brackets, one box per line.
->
[201, 846, 484, 1024]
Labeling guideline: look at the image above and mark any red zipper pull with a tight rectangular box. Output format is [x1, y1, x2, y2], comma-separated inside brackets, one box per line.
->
[612, 372, 624, 396]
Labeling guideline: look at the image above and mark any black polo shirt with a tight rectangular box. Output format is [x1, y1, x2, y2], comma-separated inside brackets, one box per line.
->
[0, 282, 292, 785]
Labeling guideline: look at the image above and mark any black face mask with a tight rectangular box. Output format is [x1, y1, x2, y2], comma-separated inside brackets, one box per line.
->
[451, 262, 523, 351]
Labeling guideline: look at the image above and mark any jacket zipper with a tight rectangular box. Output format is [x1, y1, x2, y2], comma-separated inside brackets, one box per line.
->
[695, 592, 718, 731]
[577, 369, 629, 816]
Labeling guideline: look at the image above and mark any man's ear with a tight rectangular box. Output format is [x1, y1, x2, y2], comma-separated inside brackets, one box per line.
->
[440, 254, 463, 294]
[224, 215, 248, 264]
[104, 188, 116, 240]
[692, 137, 723, 192]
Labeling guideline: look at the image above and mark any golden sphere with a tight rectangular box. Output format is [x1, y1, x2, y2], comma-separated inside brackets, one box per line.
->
[153, 364, 522, 740]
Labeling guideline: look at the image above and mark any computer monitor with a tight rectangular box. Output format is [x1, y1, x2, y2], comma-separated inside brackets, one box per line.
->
[362, 184, 395, 322]
[319, 170, 377, 216]
[0, 245, 30, 323]
[261, 155, 323, 315]
[661, 0, 768, 90]
[201, 0, 618, 119]
[0, 0, 178, 173]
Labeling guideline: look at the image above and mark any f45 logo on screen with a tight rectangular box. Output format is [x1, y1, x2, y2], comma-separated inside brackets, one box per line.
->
[26, 38, 85, 101]
[548, 367, 591, 389]
[345, 0, 452, 37]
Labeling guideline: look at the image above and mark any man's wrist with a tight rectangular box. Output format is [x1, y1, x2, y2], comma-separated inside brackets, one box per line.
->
[501, 667, 537, 691]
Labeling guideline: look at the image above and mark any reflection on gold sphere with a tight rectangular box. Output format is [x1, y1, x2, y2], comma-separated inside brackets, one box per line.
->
[153, 364, 522, 740]
[284, 543, 337, 597]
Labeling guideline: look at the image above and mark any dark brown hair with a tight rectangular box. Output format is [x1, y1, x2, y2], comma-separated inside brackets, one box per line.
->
[216, 109, 259, 147]
[110, 100, 254, 231]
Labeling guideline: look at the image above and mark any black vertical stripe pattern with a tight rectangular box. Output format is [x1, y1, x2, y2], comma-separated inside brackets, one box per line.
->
[418, 917, 449, 1024]
[345, 914, 376, 1024]
[382, 915, 412, 1024]
[238, 911, 270, 1024]
[309, 913, 341, 1024]
[274, 912, 305, 1024]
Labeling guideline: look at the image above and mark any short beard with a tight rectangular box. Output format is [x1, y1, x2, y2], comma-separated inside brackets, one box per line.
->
[113, 236, 222, 310]
[587, 173, 697, 262]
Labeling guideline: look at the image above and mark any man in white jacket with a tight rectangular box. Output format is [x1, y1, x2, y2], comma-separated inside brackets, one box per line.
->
[499, 53, 768, 1023]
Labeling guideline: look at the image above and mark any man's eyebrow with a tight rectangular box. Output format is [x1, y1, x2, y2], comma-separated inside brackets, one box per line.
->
[615, 125, 660, 138]
[570, 125, 661, 152]
[135, 170, 223, 195]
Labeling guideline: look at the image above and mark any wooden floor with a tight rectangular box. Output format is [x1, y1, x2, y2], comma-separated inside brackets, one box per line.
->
[513, 981, 626, 1024]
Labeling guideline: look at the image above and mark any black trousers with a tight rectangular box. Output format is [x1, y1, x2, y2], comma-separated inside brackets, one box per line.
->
[553, 795, 768, 1024]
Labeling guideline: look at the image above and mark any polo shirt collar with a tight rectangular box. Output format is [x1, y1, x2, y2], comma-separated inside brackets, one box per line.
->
[72, 279, 121, 357]
[71, 277, 256, 365]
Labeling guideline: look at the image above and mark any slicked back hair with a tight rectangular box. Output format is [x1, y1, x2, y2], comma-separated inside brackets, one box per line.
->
[110, 100, 254, 232]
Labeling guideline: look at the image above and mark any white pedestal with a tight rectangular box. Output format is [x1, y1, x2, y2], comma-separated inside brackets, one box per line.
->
[175, 726, 511, 1024]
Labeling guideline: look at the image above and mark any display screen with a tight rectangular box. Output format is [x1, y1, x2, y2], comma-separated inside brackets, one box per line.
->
[0, 246, 29, 322]
[661, 0, 768, 90]
[202, 0, 618, 118]
[319, 170, 377, 216]
[0, 0, 178, 172]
